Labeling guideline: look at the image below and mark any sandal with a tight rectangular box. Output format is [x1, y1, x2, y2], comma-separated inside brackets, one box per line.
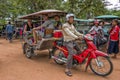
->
[111, 54, 117, 59]
[65, 71, 72, 77]
[111, 56, 117, 59]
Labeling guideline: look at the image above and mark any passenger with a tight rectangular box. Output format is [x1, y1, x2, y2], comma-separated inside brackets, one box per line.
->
[23, 19, 35, 33]
[99, 21, 108, 38]
[89, 21, 102, 47]
[107, 19, 119, 58]
[33, 15, 54, 45]
[89, 21, 102, 33]
[62, 13, 83, 76]
[96, 21, 107, 48]
[54, 15, 62, 30]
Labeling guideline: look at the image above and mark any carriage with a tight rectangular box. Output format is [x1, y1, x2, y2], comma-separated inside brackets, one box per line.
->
[19, 9, 66, 58]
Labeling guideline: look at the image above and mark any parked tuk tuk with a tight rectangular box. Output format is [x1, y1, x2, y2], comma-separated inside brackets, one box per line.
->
[19, 9, 66, 59]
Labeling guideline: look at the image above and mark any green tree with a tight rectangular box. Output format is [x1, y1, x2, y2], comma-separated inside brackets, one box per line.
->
[64, 0, 107, 19]
[0, 0, 115, 23]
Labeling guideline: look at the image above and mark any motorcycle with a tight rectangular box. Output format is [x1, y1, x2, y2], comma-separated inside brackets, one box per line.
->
[90, 30, 108, 50]
[51, 32, 113, 76]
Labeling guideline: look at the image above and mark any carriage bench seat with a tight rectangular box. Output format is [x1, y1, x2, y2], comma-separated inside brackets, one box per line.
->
[36, 30, 63, 50]
[36, 37, 60, 50]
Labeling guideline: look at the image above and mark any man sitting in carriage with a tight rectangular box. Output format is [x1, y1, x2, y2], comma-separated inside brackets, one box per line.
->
[32, 14, 62, 45]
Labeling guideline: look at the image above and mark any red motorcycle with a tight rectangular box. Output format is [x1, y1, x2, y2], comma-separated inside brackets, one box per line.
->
[51, 31, 113, 76]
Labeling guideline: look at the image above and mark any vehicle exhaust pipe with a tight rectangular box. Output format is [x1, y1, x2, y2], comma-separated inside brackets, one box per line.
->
[51, 56, 67, 63]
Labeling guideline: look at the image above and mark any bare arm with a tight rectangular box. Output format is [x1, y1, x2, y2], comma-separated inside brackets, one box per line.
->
[23, 25, 27, 33]
[33, 26, 42, 30]
[33, 21, 48, 30]
[89, 26, 94, 32]
[33, 24, 36, 28]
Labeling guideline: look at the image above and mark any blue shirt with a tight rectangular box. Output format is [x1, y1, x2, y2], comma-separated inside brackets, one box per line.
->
[6, 24, 14, 33]
[102, 27, 108, 36]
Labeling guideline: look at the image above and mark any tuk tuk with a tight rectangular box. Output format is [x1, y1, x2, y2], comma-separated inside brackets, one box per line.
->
[19, 9, 66, 59]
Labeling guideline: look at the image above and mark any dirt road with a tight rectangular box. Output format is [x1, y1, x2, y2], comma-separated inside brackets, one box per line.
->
[0, 39, 120, 80]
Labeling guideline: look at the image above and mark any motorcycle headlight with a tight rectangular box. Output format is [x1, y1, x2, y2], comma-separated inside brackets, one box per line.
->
[84, 35, 93, 40]
[88, 36, 93, 40]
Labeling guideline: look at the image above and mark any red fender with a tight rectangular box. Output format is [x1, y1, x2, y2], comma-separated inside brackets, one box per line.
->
[95, 50, 108, 57]
[85, 50, 108, 71]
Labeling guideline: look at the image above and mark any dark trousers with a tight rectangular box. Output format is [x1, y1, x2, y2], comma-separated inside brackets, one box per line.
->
[7, 33, 13, 40]
[107, 40, 119, 54]
[93, 36, 99, 48]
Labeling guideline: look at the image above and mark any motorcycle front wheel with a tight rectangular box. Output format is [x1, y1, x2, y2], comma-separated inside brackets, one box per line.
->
[90, 56, 113, 76]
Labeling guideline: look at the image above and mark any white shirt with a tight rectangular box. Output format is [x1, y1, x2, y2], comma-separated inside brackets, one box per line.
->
[89, 26, 102, 33]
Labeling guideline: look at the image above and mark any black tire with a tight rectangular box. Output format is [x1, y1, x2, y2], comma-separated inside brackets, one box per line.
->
[24, 44, 34, 59]
[23, 43, 27, 54]
[53, 48, 65, 65]
[90, 56, 113, 76]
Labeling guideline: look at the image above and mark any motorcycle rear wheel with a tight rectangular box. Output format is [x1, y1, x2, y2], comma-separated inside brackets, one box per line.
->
[53, 49, 66, 65]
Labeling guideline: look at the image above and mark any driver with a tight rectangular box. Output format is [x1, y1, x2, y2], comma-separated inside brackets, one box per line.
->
[62, 13, 83, 76]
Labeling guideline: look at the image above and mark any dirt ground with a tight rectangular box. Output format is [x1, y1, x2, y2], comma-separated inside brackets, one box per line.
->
[0, 38, 120, 80]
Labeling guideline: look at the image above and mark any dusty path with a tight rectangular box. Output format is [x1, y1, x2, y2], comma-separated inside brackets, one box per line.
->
[0, 38, 120, 80]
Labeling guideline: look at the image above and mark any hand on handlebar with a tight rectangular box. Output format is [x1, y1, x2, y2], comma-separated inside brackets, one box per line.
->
[79, 34, 84, 40]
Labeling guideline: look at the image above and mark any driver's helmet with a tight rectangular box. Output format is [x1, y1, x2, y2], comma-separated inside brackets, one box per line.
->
[66, 13, 75, 21]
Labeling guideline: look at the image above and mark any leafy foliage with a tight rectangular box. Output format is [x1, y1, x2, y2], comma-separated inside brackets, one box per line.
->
[0, 0, 119, 24]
